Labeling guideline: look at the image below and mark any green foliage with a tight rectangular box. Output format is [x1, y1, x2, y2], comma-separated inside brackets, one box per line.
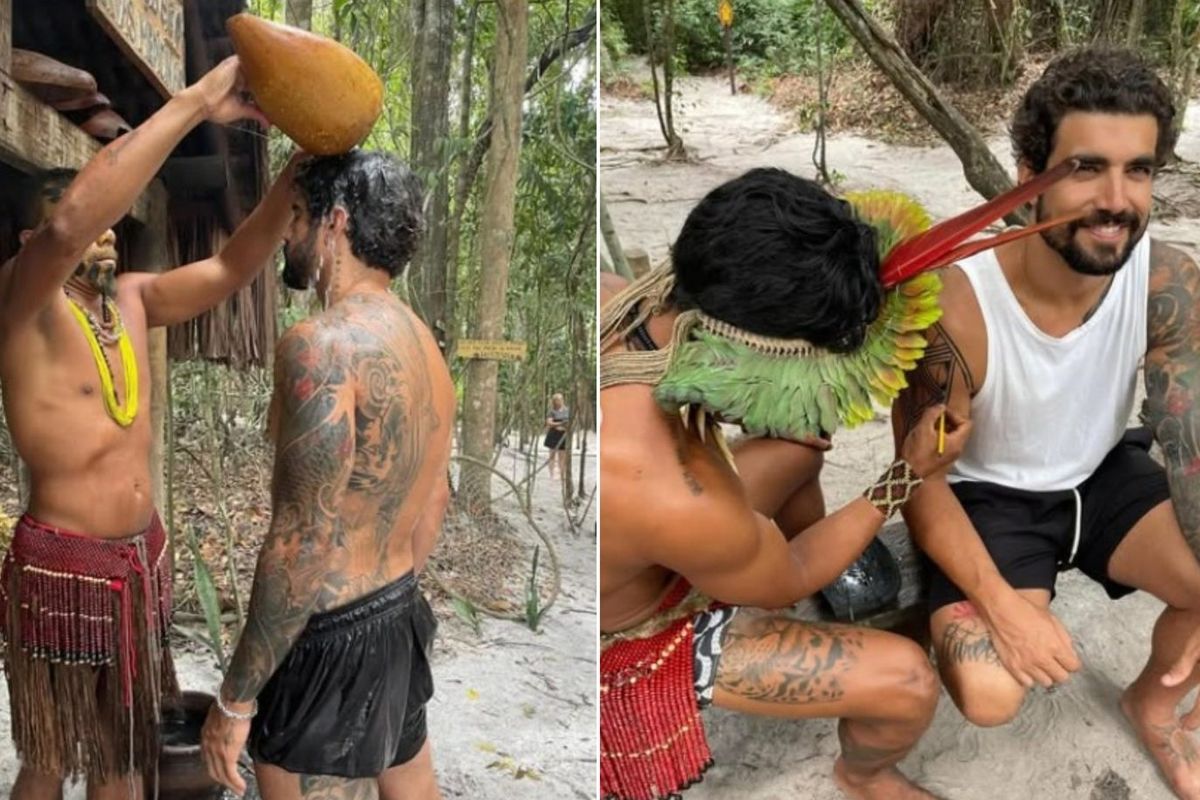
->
[607, 0, 855, 78]
[453, 1, 597, 451]
[524, 545, 547, 631]
[185, 520, 228, 670]
[451, 595, 483, 636]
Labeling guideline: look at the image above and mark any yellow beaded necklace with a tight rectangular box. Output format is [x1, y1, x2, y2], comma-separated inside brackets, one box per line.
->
[66, 297, 138, 427]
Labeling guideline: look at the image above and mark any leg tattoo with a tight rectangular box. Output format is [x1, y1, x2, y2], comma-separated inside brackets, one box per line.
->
[717, 618, 864, 704]
[939, 621, 1001, 666]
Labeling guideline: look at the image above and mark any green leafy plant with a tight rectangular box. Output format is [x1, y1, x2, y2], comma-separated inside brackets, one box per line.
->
[524, 545, 548, 632]
[183, 521, 228, 671]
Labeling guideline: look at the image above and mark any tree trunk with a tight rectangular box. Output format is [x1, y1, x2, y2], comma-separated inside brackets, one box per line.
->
[1168, 0, 1200, 157]
[823, 0, 1020, 213]
[662, 0, 684, 159]
[644, 0, 685, 158]
[285, 0, 311, 29]
[443, 0, 481, 354]
[1126, 0, 1147, 46]
[409, 0, 455, 351]
[459, 0, 528, 514]
[444, 5, 595, 350]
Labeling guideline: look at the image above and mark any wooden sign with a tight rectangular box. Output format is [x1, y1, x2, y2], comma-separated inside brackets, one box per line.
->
[456, 339, 528, 362]
[87, 0, 185, 98]
[718, 0, 734, 28]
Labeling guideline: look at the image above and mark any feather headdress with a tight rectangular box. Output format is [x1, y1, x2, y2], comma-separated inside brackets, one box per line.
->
[646, 161, 1083, 442]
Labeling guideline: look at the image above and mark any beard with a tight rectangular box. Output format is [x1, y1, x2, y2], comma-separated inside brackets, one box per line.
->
[282, 232, 319, 291]
[1037, 198, 1147, 277]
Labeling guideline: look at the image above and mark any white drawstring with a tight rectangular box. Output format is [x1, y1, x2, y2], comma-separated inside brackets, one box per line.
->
[1068, 487, 1083, 565]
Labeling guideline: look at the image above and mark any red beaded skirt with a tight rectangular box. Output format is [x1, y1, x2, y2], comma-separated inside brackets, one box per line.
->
[600, 581, 718, 800]
[0, 513, 177, 780]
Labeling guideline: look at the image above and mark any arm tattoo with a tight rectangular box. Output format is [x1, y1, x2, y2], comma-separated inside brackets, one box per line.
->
[895, 322, 975, 435]
[1143, 242, 1200, 553]
[715, 617, 863, 704]
[938, 620, 1001, 665]
[222, 328, 356, 702]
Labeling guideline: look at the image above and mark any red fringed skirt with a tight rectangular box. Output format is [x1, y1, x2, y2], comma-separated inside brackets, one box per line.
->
[601, 581, 717, 800]
[0, 513, 177, 780]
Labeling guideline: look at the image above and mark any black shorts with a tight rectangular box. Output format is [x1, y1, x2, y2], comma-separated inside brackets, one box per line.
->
[249, 572, 437, 777]
[928, 428, 1171, 611]
[544, 429, 567, 450]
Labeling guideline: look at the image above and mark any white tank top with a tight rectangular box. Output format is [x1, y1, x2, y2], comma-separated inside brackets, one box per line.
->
[947, 236, 1150, 491]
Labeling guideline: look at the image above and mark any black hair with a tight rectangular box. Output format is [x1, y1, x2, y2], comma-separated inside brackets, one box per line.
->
[18, 168, 77, 230]
[669, 168, 882, 352]
[293, 150, 425, 278]
[1011, 47, 1177, 171]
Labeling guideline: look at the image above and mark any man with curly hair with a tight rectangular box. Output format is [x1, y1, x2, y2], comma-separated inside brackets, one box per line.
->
[201, 151, 455, 800]
[894, 46, 1200, 798]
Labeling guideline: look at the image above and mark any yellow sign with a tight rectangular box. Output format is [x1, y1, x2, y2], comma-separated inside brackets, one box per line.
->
[456, 339, 528, 361]
[87, 0, 186, 98]
[718, 0, 734, 28]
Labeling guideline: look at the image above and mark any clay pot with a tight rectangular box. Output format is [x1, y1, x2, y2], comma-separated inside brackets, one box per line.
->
[151, 691, 224, 800]
[226, 13, 383, 155]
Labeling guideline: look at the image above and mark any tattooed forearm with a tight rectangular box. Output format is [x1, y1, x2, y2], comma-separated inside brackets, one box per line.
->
[222, 329, 355, 702]
[1143, 242, 1200, 553]
[939, 621, 1001, 666]
[715, 617, 862, 704]
[895, 322, 975, 436]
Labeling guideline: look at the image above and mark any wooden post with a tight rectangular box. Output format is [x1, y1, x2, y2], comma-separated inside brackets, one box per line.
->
[127, 182, 172, 538]
[0, 0, 11, 75]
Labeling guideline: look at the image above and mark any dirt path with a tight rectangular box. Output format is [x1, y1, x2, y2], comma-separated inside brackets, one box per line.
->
[602, 72, 1200, 800]
[0, 439, 597, 800]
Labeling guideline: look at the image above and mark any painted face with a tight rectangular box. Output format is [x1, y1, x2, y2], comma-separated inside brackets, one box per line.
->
[75, 229, 119, 297]
[1028, 111, 1157, 277]
[281, 202, 320, 291]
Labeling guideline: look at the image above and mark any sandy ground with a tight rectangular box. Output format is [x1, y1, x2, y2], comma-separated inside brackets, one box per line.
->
[0, 437, 597, 799]
[601, 72, 1200, 800]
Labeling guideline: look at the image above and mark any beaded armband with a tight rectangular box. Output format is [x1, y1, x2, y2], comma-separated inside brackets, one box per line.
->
[862, 459, 923, 518]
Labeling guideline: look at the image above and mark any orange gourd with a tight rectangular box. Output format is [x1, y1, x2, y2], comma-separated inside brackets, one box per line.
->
[227, 13, 383, 155]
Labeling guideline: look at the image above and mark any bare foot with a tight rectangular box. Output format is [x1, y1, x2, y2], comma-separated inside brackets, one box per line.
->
[1122, 689, 1200, 800]
[832, 758, 943, 800]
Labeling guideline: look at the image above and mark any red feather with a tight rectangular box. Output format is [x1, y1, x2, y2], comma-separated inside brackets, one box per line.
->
[880, 159, 1079, 287]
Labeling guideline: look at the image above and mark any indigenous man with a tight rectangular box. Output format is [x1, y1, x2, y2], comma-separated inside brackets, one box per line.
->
[894, 47, 1200, 799]
[0, 57, 292, 799]
[201, 150, 454, 800]
[599, 168, 973, 800]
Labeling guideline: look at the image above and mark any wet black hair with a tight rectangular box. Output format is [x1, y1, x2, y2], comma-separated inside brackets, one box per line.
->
[1011, 47, 1177, 172]
[293, 150, 425, 278]
[669, 167, 882, 353]
[17, 168, 77, 230]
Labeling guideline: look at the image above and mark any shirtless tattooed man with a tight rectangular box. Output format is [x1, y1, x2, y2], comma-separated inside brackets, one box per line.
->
[0, 57, 295, 800]
[599, 169, 974, 800]
[895, 47, 1200, 799]
[201, 151, 455, 800]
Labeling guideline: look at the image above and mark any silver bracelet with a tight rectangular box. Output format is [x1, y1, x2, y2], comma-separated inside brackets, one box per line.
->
[213, 691, 257, 721]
